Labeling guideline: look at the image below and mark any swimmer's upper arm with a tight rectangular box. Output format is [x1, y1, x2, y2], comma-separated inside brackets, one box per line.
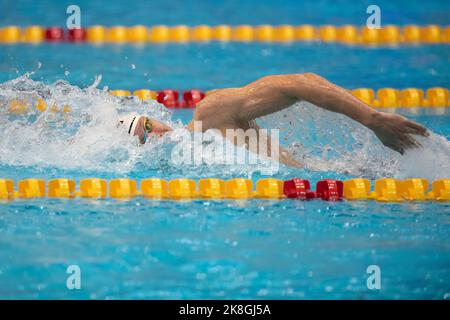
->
[237, 74, 304, 121]
[194, 88, 245, 129]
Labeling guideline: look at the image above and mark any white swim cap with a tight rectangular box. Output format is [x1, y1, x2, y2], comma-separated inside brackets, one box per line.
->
[118, 113, 141, 135]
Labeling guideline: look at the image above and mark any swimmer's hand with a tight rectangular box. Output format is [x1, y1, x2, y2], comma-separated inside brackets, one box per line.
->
[369, 112, 429, 154]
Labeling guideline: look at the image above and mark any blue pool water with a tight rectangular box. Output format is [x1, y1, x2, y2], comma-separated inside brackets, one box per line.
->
[0, 0, 450, 299]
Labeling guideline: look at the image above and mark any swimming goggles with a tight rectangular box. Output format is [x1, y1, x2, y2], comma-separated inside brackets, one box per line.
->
[142, 117, 153, 142]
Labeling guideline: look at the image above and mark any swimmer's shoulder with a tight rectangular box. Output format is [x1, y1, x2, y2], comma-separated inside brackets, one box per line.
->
[196, 88, 244, 113]
[192, 88, 246, 129]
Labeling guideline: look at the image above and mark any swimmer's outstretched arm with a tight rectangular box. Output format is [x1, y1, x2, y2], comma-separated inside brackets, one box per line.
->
[237, 73, 429, 154]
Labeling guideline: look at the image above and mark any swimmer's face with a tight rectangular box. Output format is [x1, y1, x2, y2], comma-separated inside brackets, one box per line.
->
[134, 116, 172, 144]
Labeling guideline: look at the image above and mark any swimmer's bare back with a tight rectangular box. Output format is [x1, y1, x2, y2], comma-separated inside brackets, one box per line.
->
[188, 73, 429, 166]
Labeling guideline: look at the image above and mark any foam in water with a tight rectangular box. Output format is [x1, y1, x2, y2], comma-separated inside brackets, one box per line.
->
[0, 73, 449, 180]
[259, 102, 450, 180]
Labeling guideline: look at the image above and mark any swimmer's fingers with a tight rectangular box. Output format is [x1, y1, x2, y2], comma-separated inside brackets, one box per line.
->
[402, 135, 415, 147]
[390, 135, 419, 154]
[406, 121, 429, 137]
[402, 135, 423, 150]
[410, 137, 423, 148]
[385, 141, 404, 155]
[406, 126, 428, 138]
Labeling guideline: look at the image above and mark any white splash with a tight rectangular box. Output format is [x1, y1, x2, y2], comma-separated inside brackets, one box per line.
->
[259, 102, 450, 180]
[0, 74, 175, 173]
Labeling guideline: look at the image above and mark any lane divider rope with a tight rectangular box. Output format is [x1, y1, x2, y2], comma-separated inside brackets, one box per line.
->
[1, 178, 449, 201]
[5, 87, 449, 115]
[114, 87, 449, 108]
[1, 25, 449, 45]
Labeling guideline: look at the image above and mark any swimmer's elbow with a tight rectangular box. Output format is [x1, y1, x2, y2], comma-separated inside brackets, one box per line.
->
[292, 72, 324, 84]
[302, 72, 321, 79]
[282, 72, 327, 100]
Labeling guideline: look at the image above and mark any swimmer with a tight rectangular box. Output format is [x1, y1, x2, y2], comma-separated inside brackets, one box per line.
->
[119, 73, 429, 166]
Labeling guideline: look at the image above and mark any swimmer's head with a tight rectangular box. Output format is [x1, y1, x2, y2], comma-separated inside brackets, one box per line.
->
[118, 113, 172, 144]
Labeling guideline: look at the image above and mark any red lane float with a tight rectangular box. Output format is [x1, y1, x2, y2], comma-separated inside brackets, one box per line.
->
[68, 28, 86, 42]
[315, 179, 343, 201]
[45, 27, 64, 41]
[183, 90, 205, 107]
[283, 178, 315, 199]
[157, 90, 207, 108]
[157, 90, 180, 108]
